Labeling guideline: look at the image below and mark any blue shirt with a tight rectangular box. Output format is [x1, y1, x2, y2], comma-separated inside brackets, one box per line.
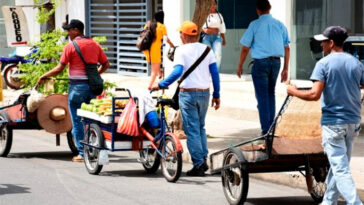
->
[240, 14, 290, 59]
[310, 52, 364, 125]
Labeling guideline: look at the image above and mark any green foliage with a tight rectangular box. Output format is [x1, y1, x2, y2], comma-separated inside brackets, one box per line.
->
[19, 29, 67, 94]
[34, 0, 61, 24]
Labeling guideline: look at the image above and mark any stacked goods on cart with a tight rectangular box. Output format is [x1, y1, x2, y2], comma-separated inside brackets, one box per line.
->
[80, 98, 129, 116]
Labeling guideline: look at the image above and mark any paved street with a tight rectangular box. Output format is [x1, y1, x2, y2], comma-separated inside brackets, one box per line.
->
[0, 129, 341, 205]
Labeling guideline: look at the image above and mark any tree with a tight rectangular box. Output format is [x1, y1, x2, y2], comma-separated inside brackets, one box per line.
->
[192, 0, 214, 31]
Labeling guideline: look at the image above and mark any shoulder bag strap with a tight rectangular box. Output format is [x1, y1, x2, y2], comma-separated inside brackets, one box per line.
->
[72, 40, 87, 65]
[178, 46, 211, 85]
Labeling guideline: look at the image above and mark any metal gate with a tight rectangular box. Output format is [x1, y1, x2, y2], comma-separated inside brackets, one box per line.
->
[86, 0, 150, 76]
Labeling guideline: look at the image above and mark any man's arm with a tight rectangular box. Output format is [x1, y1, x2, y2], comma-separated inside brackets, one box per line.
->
[281, 46, 290, 82]
[287, 81, 325, 101]
[209, 62, 220, 110]
[152, 65, 183, 90]
[98, 61, 110, 74]
[236, 46, 250, 78]
[37, 63, 66, 85]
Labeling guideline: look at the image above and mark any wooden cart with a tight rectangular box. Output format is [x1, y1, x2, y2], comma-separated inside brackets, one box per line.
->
[210, 93, 329, 205]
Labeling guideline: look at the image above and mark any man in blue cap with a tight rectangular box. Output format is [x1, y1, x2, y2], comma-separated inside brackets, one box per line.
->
[287, 26, 364, 205]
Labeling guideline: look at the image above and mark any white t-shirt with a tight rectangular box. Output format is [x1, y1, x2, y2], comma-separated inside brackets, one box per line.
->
[202, 13, 226, 34]
[174, 43, 216, 89]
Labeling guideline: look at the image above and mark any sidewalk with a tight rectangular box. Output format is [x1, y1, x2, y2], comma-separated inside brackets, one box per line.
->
[102, 73, 364, 195]
[2, 73, 364, 196]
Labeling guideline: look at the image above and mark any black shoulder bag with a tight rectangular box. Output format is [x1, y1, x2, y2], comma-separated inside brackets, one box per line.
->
[72, 41, 104, 95]
[170, 46, 211, 110]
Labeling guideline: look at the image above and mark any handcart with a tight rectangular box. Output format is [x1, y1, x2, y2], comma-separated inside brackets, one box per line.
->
[0, 92, 78, 157]
[78, 88, 183, 182]
[210, 92, 329, 205]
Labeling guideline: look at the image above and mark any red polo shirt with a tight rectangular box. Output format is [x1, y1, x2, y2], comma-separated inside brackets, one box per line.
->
[60, 37, 108, 79]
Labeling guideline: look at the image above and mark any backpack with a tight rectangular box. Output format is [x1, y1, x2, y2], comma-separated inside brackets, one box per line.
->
[136, 21, 157, 51]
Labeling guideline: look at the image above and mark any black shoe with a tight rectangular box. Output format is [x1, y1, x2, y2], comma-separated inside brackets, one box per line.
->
[201, 160, 209, 172]
[186, 165, 205, 176]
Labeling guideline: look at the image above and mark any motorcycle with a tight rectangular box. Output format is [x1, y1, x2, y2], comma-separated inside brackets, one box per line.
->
[0, 47, 38, 90]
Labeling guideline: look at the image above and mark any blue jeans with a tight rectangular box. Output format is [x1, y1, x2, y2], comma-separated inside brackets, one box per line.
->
[321, 124, 363, 205]
[251, 58, 280, 134]
[179, 91, 210, 167]
[68, 83, 96, 157]
[202, 34, 222, 69]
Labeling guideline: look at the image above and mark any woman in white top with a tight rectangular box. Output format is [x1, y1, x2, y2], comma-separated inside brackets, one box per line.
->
[201, 0, 226, 69]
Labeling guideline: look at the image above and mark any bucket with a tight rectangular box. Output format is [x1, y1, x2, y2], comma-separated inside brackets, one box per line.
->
[145, 111, 160, 128]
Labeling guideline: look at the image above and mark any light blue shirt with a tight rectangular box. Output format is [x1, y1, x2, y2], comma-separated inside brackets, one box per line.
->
[310, 52, 364, 125]
[240, 14, 290, 59]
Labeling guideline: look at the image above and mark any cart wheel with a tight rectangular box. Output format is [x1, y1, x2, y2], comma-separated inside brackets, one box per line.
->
[66, 131, 79, 156]
[221, 147, 249, 205]
[4, 64, 23, 90]
[309, 166, 329, 203]
[83, 124, 104, 175]
[160, 134, 182, 182]
[139, 145, 160, 173]
[0, 111, 12, 157]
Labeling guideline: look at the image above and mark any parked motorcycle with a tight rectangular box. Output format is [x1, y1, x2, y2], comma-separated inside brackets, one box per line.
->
[0, 47, 38, 90]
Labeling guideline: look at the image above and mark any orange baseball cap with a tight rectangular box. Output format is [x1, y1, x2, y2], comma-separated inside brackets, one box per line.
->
[177, 21, 198, 36]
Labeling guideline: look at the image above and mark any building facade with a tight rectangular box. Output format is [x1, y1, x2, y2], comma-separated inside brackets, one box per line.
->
[1, 0, 363, 80]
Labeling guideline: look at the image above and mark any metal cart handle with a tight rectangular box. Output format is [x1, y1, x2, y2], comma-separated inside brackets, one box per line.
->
[115, 88, 132, 98]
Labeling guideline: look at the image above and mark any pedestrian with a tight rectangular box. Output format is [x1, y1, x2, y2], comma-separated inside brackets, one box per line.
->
[152, 21, 220, 176]
[287, 26, 364, 205]
[144, 11, 174, 90]
[236, 0, 290, 135]
[201, 0, 226, 70]
[37, 19, 110, 162]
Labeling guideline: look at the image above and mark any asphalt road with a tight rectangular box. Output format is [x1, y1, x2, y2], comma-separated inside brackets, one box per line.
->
[0, 130, 345, 205]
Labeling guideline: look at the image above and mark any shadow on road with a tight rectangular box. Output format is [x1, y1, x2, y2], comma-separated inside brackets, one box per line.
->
[6, 151, 75, 161]
[0, 184, 30, 195]
[100, 169, 164, 179]
[246, 196, 345, 205]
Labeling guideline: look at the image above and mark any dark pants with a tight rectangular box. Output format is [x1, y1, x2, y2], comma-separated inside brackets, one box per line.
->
[251, 58, 281, 134]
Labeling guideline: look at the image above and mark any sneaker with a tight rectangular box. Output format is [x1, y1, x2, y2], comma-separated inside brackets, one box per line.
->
[72, 155, 84, 162]
[201, 160, 209, 172]
[186, 165, 205, 176]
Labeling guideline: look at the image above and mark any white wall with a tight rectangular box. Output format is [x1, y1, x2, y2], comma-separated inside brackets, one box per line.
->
[55, 0, 68, 30]
[163, 0, 184, 74]
[15, 0, 40, 42]
[67, 0, 85, 24]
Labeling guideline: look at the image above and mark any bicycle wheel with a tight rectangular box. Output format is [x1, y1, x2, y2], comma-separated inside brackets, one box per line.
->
[139, 145, 160, 173]
[4, 64, 23, 90]
[222, 148, 249, 205]
[0, 111, 12, 157]
[160, 134, 182, 182]
[83, 124, 104, 175]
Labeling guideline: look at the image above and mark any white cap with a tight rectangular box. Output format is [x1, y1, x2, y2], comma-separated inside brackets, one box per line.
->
[314, 34, 329, 41]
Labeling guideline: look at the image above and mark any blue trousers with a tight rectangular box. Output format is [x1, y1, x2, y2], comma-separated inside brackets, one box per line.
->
[321, 124, 363, 205]
[68, 83, 96, 157]
[251, 58, 280, 134]
[179, 91, 210, 167]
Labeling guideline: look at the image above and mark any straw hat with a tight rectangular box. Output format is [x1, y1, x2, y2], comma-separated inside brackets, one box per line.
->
[37, 94, 72, 134]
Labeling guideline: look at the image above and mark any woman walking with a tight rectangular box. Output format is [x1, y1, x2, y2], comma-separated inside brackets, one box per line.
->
[201, 0, 226, 69]
[144, 11, 174, 90]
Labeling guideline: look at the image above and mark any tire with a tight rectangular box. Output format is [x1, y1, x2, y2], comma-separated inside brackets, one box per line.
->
[309, 166, 329, 203]
[0, 111, 13, 157]
[139, 146, 160, 173]
[160, 134, 182, 182]
[3, 64, 24, 90]
[221, 148, 249, 205]
[66, 131, 79, 156]
[83, 124, 104, 175]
